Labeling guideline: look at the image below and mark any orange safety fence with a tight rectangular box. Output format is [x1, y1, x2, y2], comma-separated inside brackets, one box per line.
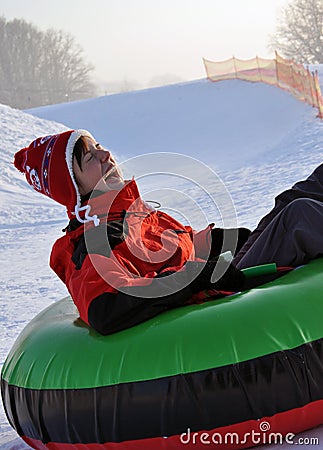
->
[203, 52, 323, 119]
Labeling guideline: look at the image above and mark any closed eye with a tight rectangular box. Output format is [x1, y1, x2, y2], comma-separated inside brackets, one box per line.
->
[84, 152, 93, 162]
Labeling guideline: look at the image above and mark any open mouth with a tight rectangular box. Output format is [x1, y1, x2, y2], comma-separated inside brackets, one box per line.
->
[102, 161, 116, 180]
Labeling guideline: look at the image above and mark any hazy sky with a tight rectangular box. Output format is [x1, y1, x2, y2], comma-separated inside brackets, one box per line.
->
[0, 0, 288, 88]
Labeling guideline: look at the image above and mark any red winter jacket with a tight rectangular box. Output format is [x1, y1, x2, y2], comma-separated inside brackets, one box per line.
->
[50, 179, 218, 334]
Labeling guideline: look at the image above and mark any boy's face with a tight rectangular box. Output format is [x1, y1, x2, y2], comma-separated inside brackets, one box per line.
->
[73, 137, 123, 195]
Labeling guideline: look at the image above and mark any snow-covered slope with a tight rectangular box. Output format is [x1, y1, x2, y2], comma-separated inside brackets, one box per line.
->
[1, 75, 322, 449]
[0, 106, 70, 446]
[0, 105, 68, 226]
[28, 78, 316, 170]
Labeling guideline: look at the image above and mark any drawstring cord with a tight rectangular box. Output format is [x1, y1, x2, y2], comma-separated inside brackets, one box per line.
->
[74, 204, 100, 227]
[145, 200, 161, 209]
[63, 210, 127, 232]
[124, 200, 161, 218]
[67, 200, 161, 231]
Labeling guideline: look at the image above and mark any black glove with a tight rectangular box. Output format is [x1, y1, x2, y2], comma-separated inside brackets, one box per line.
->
[185, 258, 245, 293]
[116, 257, 244, 305]
[211, 227, 251, 257]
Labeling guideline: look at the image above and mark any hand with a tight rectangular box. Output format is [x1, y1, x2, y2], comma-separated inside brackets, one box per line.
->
[186, 258, 245, 294]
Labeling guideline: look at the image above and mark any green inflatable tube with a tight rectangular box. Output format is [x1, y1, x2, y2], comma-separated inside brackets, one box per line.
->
[2, 259, 323, 450]
[2, 259, 323, 390]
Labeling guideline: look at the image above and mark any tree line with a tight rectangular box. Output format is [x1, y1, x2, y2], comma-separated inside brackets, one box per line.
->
[0, 16, 96, 109]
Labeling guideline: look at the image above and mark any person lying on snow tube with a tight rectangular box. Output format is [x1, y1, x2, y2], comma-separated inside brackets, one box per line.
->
[13, 130, 323, 335]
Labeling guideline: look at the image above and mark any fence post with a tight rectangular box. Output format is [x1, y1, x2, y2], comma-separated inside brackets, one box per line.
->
[307, 67, 315, 106]
[231, 56, 237, 79]
[256, 56, 262, 82]
[275, 51, 279, 87]
[314, 71, 323, 119]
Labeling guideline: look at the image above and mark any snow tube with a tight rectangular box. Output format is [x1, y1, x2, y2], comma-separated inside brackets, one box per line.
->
[2, 259, 323, 450]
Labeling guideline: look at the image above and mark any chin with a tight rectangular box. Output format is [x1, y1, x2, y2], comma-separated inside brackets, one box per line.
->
[101, 167, 124, 191]
[104, 175, 125, 191]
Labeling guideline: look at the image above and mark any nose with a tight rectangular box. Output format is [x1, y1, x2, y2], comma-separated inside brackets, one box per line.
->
[97, 149, 110, 162]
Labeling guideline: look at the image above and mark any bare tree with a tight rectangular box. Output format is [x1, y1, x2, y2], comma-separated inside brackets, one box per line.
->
[0, 17, 97, 109]
[0, 17, 40, 107]
[269, 0, 323, 64]
[39, 30, 96, 105]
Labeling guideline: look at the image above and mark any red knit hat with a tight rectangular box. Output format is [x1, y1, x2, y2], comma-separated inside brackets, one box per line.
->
[14, 129, 97, 222]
